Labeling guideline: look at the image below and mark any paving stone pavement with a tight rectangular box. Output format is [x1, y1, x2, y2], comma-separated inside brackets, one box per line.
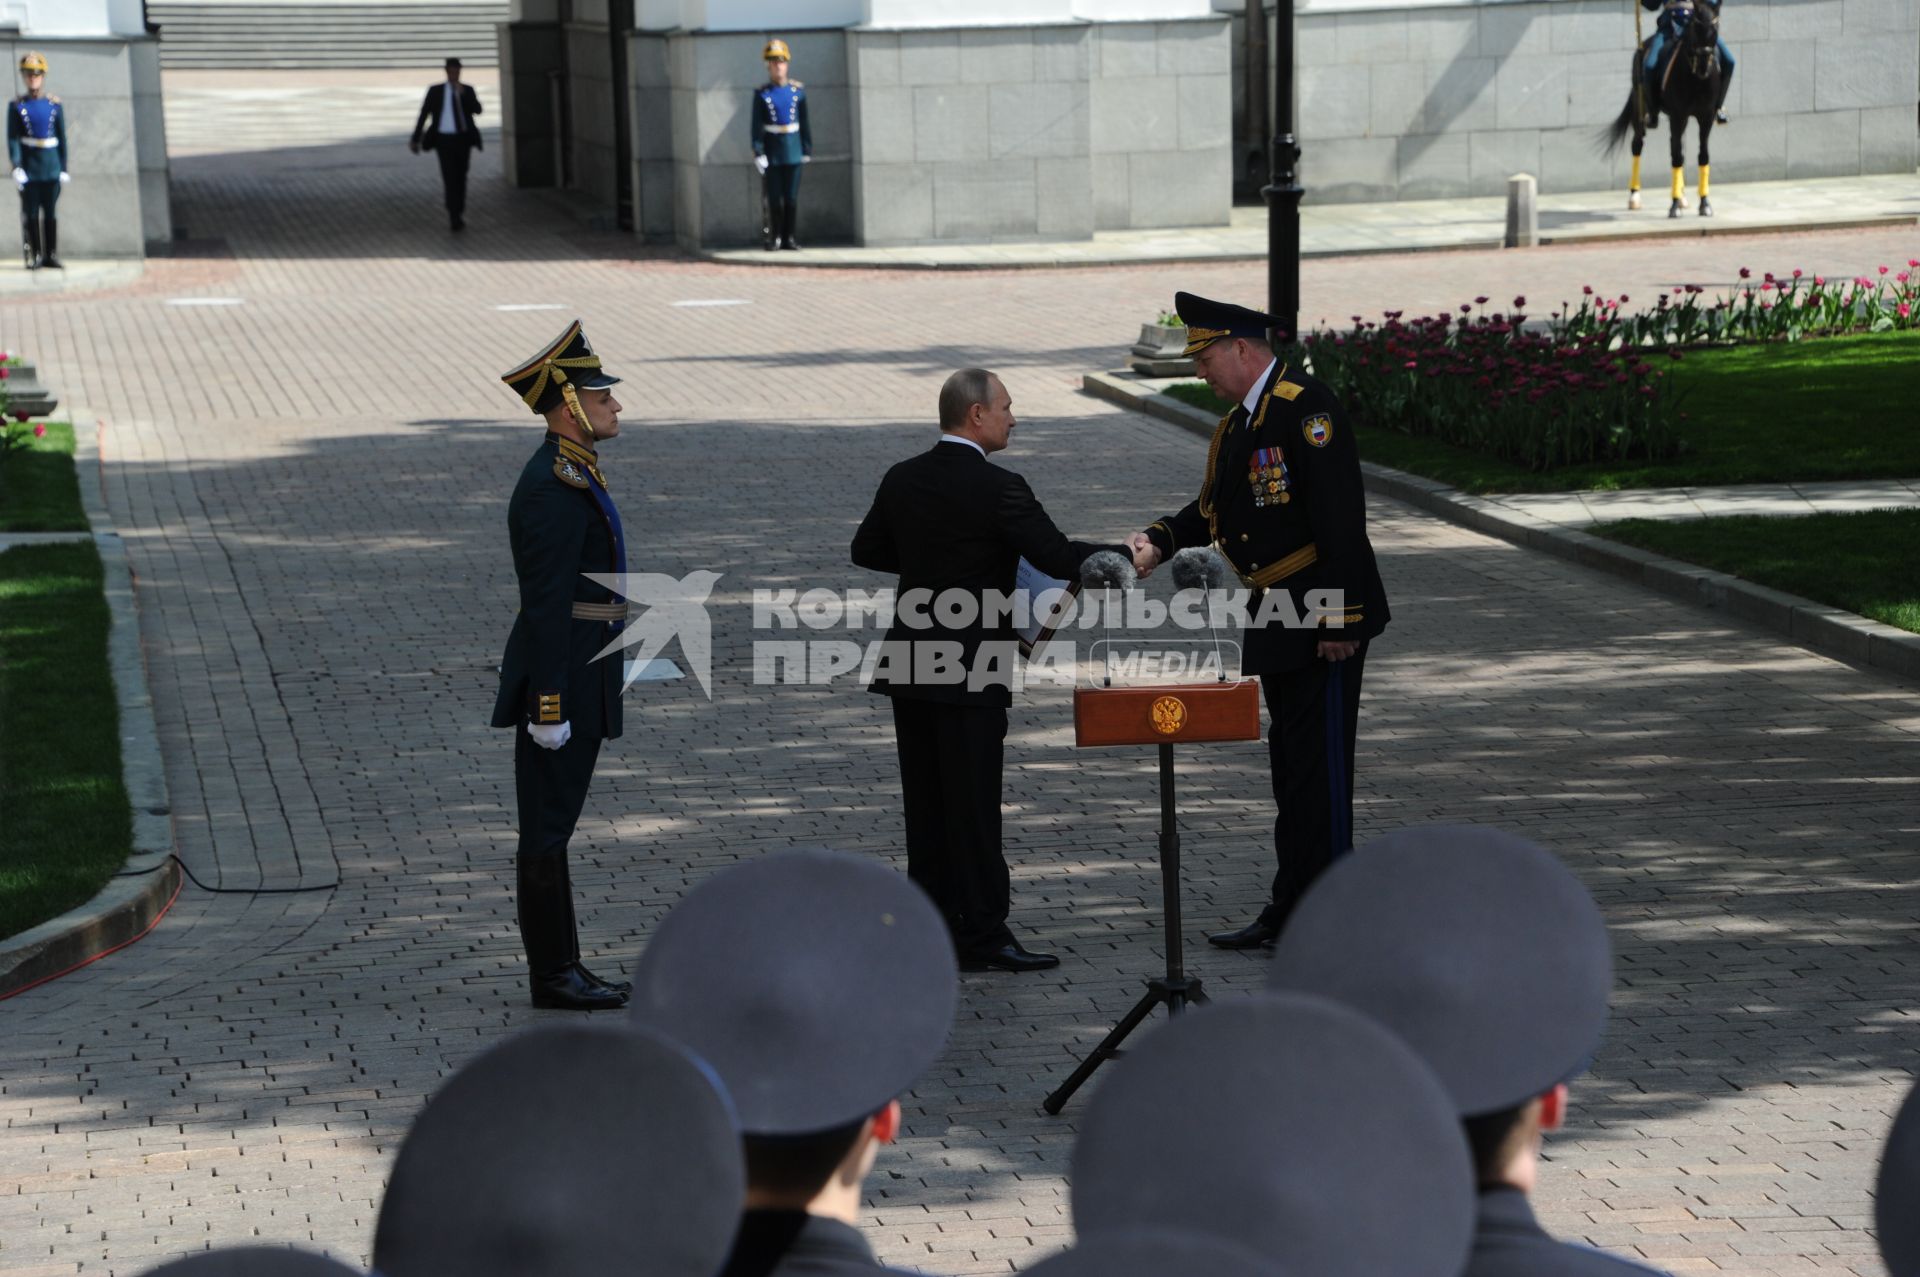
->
[0, 105, 1917, 1277]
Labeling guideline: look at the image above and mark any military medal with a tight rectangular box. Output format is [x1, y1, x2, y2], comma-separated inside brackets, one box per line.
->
[1249, 446, 1290, 508]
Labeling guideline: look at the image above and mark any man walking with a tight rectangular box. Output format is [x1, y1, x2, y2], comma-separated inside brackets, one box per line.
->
[1129, 291, 1389, 949]
[8, 51, 68, 270]
[492, 320, 632, 1010]
[852, 369, 1122, 973]
[410, 57, 483, 231]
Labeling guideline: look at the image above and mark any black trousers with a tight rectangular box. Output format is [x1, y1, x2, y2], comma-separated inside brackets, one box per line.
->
[1259, 643, 1367, 928]
[890, 695, 1013, 955]
[512, 707, 602, 978]
[435, 142, 473, 219]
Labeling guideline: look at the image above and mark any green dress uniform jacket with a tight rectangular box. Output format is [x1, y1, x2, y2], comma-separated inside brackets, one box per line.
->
[490, 433, 625, 739]
[1143, 360, 1389, 675]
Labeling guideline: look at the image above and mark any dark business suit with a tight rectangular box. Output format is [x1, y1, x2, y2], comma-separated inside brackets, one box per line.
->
[411, 81, 483, 223]
[1468, 1187, 1670, 1276]
[720, 1212, 921, 1277]
[852, 440, 1116, 955]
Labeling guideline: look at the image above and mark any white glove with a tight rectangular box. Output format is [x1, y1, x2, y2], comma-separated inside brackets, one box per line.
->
[801, 155, 811, 164]
[10, 168, 24, 189]
[57, 171, 68, 186]
[527, 720, 572, 750]
[753, 155, 769, 175]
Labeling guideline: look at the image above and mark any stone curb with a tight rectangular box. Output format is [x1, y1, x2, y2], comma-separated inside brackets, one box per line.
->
[1082, 371, 1920, 686]
[0, 412, 181, 998]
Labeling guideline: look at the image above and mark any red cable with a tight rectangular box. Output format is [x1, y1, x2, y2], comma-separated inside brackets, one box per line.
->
[0, 866, 184, 1002]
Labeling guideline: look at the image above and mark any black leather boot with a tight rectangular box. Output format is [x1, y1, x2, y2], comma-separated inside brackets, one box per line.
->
[40, 216, 61, 269]
[558, 857, 629, 994]
[518, 856, 627, 1011]
[780, 202, 800, 251]
[23, 216, 40, 270]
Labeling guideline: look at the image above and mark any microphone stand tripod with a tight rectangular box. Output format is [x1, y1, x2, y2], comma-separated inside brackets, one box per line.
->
[1043, 740, 1207, 1115]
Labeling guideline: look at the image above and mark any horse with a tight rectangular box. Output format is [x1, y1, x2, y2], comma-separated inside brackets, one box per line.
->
[1602, 0, 1724, 217]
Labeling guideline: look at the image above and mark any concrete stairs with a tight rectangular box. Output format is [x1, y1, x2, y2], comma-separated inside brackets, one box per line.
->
[149, 1, 508, 69]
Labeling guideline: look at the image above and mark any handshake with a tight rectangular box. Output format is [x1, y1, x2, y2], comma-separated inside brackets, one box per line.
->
[1123, 531, 1163, 579]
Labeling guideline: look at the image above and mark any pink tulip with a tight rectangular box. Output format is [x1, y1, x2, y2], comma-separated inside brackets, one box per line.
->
[32, 423, 45, 437]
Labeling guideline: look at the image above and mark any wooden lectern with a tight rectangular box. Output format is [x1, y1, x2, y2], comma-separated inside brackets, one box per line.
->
[1042, 679, 1262, 1114]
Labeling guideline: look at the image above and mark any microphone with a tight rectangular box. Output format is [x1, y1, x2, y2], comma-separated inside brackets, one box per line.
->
[1169, 549, 1228, 682]
[1079, 550, 1134, 688]
[1080, 550, 1135, 591]
[1169, 547, 1227, 590]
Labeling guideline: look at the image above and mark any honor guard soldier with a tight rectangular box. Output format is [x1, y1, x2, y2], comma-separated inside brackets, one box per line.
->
[8, 52, 68, 270]
[750, 39, 810, 251]
[628, 849, 958, 1277]
[492, 320, 633, 1011]
[373, 1024, 746, 1277]
[1128, 291, 1389, 949]
[1269, 825, 1672, 1277]
[1072, 994, 1477, 1276]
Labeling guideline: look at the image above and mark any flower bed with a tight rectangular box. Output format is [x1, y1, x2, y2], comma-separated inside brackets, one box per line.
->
[1557, 260, 1920, 347]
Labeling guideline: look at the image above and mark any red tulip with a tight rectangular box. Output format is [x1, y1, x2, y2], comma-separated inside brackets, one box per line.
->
[32, 423, 45, 437]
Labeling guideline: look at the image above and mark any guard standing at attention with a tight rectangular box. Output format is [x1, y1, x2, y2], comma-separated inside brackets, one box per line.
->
[1128, 291, 1389, 950]
[8, 51, 68, 270]
[492, 320, 633, 1011]
[750, 38, 810, 251]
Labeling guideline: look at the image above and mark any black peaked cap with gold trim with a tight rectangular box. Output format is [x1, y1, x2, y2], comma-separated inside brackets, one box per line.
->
[501, 320, 623, 416]
[1175, 291, 1278, 357]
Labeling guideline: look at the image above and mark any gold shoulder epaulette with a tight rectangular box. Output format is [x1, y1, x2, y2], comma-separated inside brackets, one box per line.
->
[1274, 381, 1304, 401]
[553, 456, 590, 488]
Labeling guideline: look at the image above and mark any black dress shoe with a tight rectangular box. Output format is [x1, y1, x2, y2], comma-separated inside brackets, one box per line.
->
[531, 966, 630, 1010]
[1207, 919, 1281, 950]
[960, 943, 1060, 973]
[576, 963, 630, 994]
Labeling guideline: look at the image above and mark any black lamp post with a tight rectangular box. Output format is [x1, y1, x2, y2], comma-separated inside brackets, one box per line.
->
[1262, 0, 1304, 345]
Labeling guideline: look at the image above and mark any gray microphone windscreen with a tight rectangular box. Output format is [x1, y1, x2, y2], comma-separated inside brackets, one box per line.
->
[1080, 550, 1134, 591]
[1170, 547, 1227, 590]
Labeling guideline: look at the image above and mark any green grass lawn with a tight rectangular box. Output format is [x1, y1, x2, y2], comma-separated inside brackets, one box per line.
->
[1164, 330, 1920, 494]
[0, 421, 87, 531]
[1592, 508, 1920, 634]
[0, 541, 131, 941]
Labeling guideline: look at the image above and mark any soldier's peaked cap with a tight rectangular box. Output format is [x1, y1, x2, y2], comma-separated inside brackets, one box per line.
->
[1022, 1231, 1280, 1277]
[629, 848, 958, 1135]
[1071, 994, 1476, 1276]
[1175, 290, 1278, 357]
[1268, 823, 1614, 1118]
[1877, 1081, 1920, 1276]
[501, 319, 621, 416]
[372, 1023, 744, 1277]
[135, 1250, 360, 1277]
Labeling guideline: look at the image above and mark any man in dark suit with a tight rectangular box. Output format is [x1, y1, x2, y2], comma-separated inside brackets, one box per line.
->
[491, 320, 632, 1011]
[1129, 291, 1390, 949]
[409, 56, 483, 230]
[852, 369, 1122, 973]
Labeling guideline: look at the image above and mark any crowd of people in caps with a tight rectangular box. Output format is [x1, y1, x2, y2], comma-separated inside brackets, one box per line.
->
[120, 836, 1920, 1277]
[122, 305, 1915, 1275]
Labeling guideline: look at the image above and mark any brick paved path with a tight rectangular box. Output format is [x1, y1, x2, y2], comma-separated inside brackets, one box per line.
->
[1, 110, 1917, 1277]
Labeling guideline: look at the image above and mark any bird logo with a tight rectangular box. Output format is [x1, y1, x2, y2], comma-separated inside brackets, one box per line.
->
[584, 570, 724, 699]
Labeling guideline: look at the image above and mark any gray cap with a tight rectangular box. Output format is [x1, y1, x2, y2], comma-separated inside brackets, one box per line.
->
[372, 1023, 742, 1277]
[136, 1251, 360, 1277]
[1071, 994, 1476, 1277]
[1880, 1080, 1920, 1276]
[629, 848, 957, 1135]
[1022, 1231, 1279, 1277]
[1269, 824, 1613, 1117]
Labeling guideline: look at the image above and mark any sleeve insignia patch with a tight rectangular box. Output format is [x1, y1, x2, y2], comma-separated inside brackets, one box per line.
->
[1302, 414, 1333, 447]
[554, 457, 590, 488]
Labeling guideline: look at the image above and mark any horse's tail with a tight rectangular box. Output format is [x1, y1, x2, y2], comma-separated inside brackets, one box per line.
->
[1599, 92, 1640, 155]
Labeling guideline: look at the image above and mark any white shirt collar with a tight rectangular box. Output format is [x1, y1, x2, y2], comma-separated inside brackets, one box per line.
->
[1241, 357, 1278, 417]
[939, 433, 986, 457]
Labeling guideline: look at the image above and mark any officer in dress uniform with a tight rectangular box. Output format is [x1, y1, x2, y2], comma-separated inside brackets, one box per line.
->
[750, 39, 810, 251]
[372, 1023, 746, 1277]
[1128, 291, 1389, 950]
[492, 321, 633, 1012]
[1071, 994, 1478, 1276]
[1641, 0, 1734, 125]
[628, 849, 958, 1277]
[1268, 825, 1673, 1277]
[8, 52, 68, 270]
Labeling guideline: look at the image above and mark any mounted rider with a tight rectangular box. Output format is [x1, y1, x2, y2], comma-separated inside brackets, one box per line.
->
[1641, 0, 1735, 126]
